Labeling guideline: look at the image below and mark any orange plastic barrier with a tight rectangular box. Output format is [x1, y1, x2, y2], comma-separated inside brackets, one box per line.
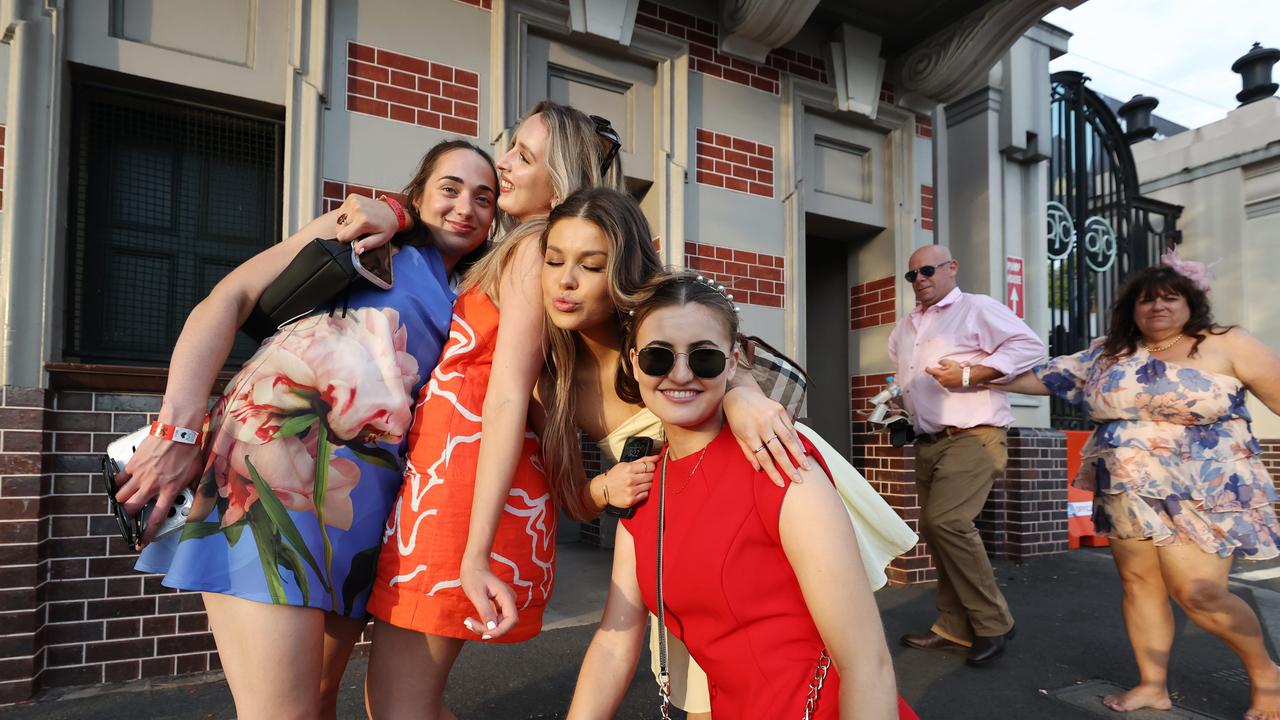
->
[1064, 429, 1109, 548]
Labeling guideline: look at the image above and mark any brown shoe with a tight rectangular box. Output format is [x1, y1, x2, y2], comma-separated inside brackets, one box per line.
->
[966, 625, 1015, 666]
[900, 631, 967, 652]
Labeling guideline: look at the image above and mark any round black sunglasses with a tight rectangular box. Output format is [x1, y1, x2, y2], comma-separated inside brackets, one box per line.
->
[636, 346, 729, 379]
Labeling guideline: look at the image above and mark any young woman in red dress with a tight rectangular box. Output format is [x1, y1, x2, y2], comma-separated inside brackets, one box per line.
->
[566, 273, 917, 720]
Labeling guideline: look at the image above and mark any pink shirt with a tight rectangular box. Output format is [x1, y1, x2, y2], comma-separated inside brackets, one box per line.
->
[887, 287, 1046, 435]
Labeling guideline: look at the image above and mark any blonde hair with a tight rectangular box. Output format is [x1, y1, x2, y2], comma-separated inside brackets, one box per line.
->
[538, 188, 663, 520]
[462, 100, 625, 300]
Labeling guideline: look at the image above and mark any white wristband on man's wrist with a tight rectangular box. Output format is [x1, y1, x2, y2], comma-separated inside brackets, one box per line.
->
[961, 365, 971, 387]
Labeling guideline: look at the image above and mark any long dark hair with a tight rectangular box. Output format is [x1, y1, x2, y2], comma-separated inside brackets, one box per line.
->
[539, 188, 663, 521]
[1102, 265, 1230, 359]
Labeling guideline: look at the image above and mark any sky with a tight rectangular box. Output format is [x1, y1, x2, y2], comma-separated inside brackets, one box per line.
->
[1044, 0, 1280, 129]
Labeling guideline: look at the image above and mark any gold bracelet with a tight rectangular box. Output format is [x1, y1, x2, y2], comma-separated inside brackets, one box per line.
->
[601, 477, 610, 506]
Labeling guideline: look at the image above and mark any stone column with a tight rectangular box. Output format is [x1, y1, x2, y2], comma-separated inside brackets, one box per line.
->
[938, 29, 1068, 560]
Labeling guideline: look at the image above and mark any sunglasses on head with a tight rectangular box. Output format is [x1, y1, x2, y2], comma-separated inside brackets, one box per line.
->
[636, 346, 729, 379]
[904, 261, 951, 283]
[589, 115, 622, 176]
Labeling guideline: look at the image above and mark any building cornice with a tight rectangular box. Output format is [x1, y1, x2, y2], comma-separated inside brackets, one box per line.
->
[891, 0, 1081, 106]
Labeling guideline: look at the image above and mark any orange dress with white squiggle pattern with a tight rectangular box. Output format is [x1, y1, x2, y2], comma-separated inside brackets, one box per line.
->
[366, 288, 555, 642]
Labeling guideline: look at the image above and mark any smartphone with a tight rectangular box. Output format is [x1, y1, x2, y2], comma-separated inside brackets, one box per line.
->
[604, 436, 654, 519]
[353, 244, 394, 289]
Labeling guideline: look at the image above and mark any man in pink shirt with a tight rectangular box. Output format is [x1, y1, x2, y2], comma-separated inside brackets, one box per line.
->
[889, 244, 1045, 666]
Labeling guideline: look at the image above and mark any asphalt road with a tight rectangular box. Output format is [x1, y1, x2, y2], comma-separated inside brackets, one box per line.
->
[6, 547, 1280, 719]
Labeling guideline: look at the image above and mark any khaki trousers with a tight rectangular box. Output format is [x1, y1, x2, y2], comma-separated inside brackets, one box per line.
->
[914, 426, 1014, 642]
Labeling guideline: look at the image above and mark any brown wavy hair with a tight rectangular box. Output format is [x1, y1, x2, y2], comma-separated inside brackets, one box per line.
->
[1101, 265, 1231, 360]
[538, 188, 663, 521]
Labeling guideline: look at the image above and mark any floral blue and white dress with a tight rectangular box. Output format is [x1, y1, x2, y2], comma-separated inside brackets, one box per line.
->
[1035, 339, 1280, 559]
[136, 244, 455, 616]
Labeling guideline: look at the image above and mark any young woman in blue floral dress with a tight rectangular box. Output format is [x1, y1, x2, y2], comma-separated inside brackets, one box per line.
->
[995, 255, 1280, 720]
[117, 141, 499, 719]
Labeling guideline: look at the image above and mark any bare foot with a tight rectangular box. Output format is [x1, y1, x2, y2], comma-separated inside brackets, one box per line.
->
[1245, 664, 1280, 720]
[1101, 684, 1172, 713]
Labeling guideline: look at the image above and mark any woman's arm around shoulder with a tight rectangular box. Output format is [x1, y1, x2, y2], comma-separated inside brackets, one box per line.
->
[459, 234, 548, 638]
[724, 370, 810, 487]
[779, 462, 899, 719]
[1226, 327, 1280, 416]
[566, 523, 650, 720]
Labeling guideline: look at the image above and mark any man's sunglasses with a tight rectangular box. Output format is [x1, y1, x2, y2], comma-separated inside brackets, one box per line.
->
[637, 346, 729, 379]
[590, 115, 621, 176]
[904, 262, 951, 283]
[101, 457, 144, 547]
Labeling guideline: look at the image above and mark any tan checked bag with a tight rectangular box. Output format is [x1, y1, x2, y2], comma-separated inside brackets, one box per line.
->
[740, 334, 810, 419]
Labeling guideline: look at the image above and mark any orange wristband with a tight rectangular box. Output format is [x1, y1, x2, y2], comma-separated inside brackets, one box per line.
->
[379, 194, 409, 232]
[150, 420, 203, 446]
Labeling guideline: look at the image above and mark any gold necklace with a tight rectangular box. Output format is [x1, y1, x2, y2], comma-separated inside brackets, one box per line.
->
[1142, 333, 1184, 353]
[663, 445, 708, 496]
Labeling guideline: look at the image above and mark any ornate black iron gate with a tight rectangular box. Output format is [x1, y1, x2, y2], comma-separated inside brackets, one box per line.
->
[1047, 71, 1182, 429]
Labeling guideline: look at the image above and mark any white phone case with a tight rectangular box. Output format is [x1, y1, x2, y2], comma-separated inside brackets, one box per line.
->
[106, 427, 195, 541]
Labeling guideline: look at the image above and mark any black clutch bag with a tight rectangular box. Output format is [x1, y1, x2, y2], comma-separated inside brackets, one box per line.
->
[241, 238, 360, 342]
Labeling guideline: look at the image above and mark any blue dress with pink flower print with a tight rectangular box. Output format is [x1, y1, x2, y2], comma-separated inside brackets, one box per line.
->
[1034, 339, 1280, 559]
[136, 244, 455, 616]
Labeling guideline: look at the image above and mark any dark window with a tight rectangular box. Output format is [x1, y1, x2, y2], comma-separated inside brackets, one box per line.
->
[65, 70, 283, 367]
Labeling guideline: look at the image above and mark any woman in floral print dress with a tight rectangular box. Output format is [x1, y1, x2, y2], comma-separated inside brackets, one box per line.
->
[998, 255, 1280, 720]
[121, 141, 499, 720]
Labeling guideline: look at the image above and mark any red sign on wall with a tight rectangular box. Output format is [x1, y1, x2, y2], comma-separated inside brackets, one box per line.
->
[1006, 256, 1024, 318]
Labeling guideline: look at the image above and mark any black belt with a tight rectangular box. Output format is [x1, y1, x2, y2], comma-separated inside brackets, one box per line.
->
[914, 425, 1002, 444]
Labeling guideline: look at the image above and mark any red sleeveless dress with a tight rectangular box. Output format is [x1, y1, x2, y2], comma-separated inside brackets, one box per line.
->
[366, 288, 555, 642]
[624, 426, 918, 719]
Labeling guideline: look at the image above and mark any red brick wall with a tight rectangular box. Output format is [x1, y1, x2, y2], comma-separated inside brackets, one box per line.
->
[920, 184, 935, 232]
[850, 276, 896, 330]
[694, 128, 774, 198]
[346, 42, 480, 137]
[849, 373, 930, 585]
[322, 179, 398, 214]
[1261, 439, 1280, 511]
[634, 1, 826, 95]
[0, 388, 233, 702]
[977, 428, 1069, 558]
[39, 391, 221, 691]
[0, 386, 47, 703]
[879, 81, 895, 105]
[683, 241, 784, 308]
[915, 114, 933, 139]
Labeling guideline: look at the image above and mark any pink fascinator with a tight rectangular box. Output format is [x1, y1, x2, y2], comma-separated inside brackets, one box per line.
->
[1160, 249, 1218, 293]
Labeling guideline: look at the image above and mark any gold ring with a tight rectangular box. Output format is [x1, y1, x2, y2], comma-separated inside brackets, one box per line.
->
[766, 435, 780, 444]
[755, 443, 767, 453]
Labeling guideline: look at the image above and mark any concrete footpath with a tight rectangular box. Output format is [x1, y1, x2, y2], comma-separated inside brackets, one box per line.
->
[3, 543, 1278, 719]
